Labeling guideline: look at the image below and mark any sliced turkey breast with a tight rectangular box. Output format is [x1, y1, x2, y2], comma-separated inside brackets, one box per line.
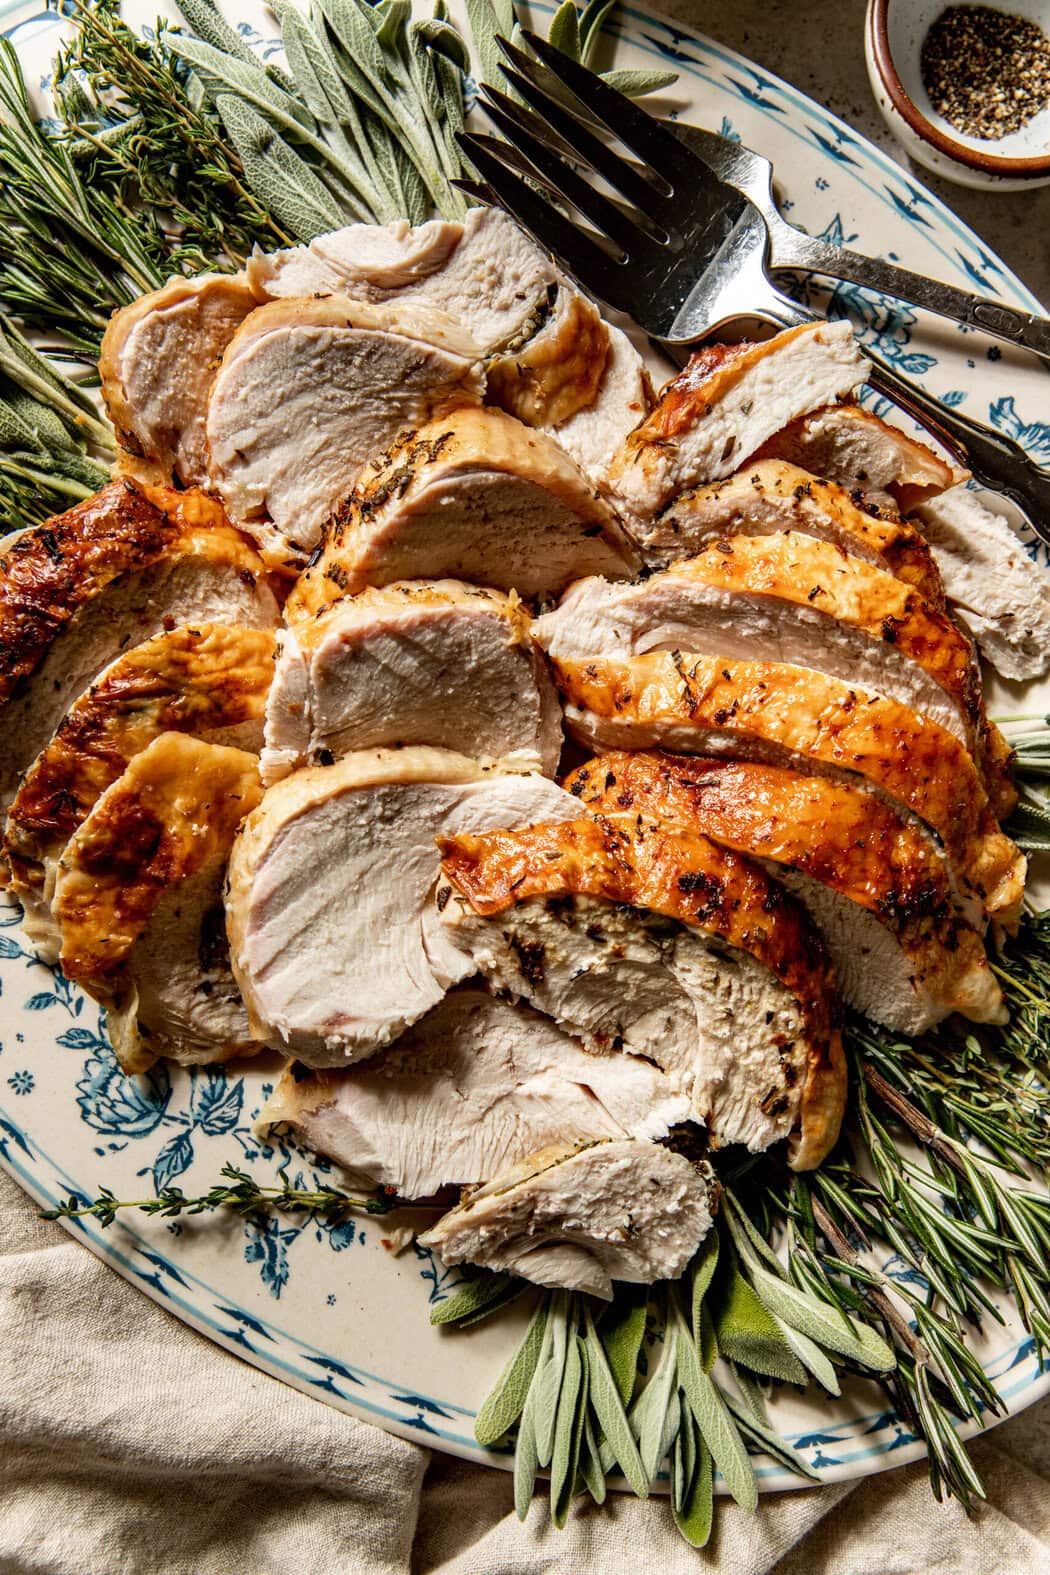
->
[248, 208, 558, 356]
[5, 623, 274, 959]
[419, 1140, 715, 1299]
[290, 407, 639, 613]
[639, 459, 943, 599]
[439, 813, 846, 1170]
[259, 989, 690, 1197]
[758, 403, 962, 513]
[0, 482, 277, 815]
[246, 216, 465, 300]
[534, 532, 1012, 813]
[53, 733, 263, 1072]
[204, 296, 485, 569]
[552, 653, 1024, 928]
[565, 752, 1004, 1033]
[554, 326, 654, 483]
[485, 283, 609, 430]
[914, 486, 1050, 682]
[606, 322, 869, 526]
[264, 581, 561, 784]
[225, 747, 577, 1067]
[100, 273, 257, 489]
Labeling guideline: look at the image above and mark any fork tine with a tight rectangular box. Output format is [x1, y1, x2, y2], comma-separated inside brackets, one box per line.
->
[514, 29, 700, 187]
[479, 87, 654, 257]
[494, 43, 669, 222]
[455, 131, 631, 313]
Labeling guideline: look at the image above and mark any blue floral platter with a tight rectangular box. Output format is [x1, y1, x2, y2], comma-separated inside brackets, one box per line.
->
[1, 0, 1049, 1491]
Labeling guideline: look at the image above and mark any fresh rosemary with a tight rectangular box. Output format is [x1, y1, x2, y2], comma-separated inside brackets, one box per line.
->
[41, 1161, 397, 1225]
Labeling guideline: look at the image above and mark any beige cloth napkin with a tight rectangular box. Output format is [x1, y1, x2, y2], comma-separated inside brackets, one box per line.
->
[2, 1168, 1049, 1575]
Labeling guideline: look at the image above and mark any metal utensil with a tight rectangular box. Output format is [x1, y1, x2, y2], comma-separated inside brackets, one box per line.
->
[455, 32, 1050, 544]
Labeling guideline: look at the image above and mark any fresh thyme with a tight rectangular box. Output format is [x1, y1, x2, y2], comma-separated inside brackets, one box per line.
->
[41, 1161, 397, 1226]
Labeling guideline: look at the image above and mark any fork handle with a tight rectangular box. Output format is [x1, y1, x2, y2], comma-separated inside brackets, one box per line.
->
[768, 220, 1050, 363]
[734, 285, 1050, 546]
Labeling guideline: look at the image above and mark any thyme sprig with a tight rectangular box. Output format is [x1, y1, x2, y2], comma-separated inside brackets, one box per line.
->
[41, 1161, 397, 1226]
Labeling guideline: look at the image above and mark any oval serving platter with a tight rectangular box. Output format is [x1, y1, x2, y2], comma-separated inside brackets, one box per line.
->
[1, 0, 1049, 1491]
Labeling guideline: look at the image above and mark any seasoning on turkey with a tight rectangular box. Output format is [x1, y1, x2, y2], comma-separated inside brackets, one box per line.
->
[225, 747, 577, 1067]
[565, 751, 1004, 1033]
[263, 581, 561, 784]
[5, 623, 274, 958]
[0, 482, 277, 815]
[52, 732, 263, 1072]
[552, 652, 1025, 929]
[757, 403, 962, 514]
[640, 459, 943, 599]
[259, 988, 690, 1197]
[290, 407, 639, 612]
[99, 273, 257, 488]
[419, 1140, 716, 1299]
[204, 296, 485, 569]
[438, 813, 846, 1170]
[533, 530, 1012, 812]
[606, 322, 869, 526]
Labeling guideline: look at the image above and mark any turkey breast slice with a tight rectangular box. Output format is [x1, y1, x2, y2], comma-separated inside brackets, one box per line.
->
[225, 747, 578, 1067]
[290, 407, 639, 612]
[418, 1140, 714, 1297]
[914, 485, 1050, 682]
[52, 733, 263, 1072]
[565, 751, 1004, 1033]
[204, 296, 485, 569]
[605, 322, 869, 526]
[552, 653, 1025, 929]
[5, 623, 274, 960]
[99, 273, 257, 488]
[639, 459, 943, 599]
[757, 403, 963, 513]
[0, 482, 277, 815]
[248, 208, 558, 355]
[259, 989, 690, 1197]
[419, 1140, 715, 1299]
[553, 326, 655, 483]
[534, 530, 989, 762]
[438, 813, 846, 1170]
[263, 581, 561, 784]
[485, 283, 609, 430]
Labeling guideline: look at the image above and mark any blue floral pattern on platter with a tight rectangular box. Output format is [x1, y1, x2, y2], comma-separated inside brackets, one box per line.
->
[1, 0, 1049, 1489]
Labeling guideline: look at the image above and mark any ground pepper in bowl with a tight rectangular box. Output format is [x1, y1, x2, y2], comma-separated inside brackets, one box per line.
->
[920, 4, 1050, 139]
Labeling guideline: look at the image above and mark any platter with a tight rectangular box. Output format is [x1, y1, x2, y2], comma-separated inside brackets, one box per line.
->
[1, 0, 1049, 1495]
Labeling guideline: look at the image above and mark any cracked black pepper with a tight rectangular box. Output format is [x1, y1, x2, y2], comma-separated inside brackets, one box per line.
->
[920, 4, 1050, 140]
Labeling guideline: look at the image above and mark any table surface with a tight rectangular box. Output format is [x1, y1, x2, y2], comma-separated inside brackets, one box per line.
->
[656, 0, 1050, 307]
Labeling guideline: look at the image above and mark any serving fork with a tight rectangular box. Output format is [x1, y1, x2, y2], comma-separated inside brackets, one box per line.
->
[455, 34, 1050, 544]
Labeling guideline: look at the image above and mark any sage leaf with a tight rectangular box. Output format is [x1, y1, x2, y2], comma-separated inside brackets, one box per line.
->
[675, 1308, 757, 1511]
[691, 1227, 720, 1346]
[579, 0, 616, 65]
[465, 0, 504, 88]
[450, 1280, 527, 1327]
[513, 1375, 540, 1520]
[722, 1389, 821, 1481]
[474, 1297, 549, 1446]
[599, 67, 678, 95]
[429, 1269, 512, 1324]
[722, 1195, 785, 1276]
[749, 1264, 895, 1371]
[176, 0, 261, 68]
[671, 1397, 695, 1513]
[413, 16, 471, 70]
[549, 1333, 584, 1526]
[631, 1323, 678, 1481]
[598, 1285, 648, 1405]
[778, 1320, 842, 1395]
[582, 1306, 648, 1498]
[548, 1, 582, 60]
[698, 1301, 718, 1374]
[216, 96, 348, 238]
[712, 1251, 808, 1385]
[673, 1433, 714, 1548]
[580, 1411, 607, 1504]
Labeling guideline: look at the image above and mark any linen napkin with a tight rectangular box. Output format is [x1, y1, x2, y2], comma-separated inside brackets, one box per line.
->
[2, 1166, 1049, 1574]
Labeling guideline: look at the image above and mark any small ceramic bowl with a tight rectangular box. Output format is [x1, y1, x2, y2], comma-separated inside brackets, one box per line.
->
[865, 0, 1050, 189]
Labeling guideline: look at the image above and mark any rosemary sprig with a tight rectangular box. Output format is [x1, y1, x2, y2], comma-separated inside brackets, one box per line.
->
[41, 1161, 396, 1226]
